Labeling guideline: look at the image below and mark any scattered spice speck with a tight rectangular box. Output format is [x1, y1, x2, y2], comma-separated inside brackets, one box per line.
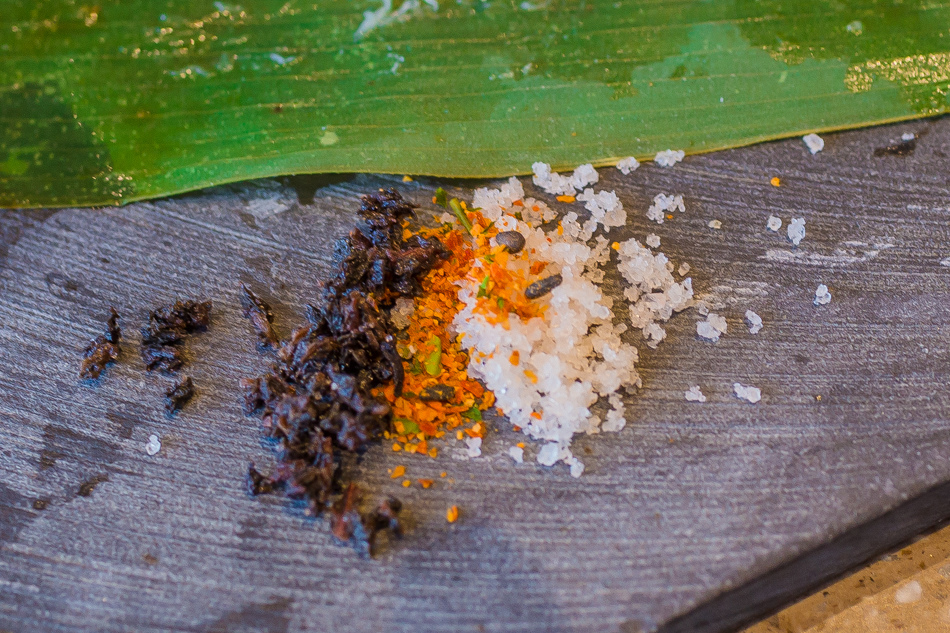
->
[770, 177, 781, 187]
[446, 505, 459, 523]
[390, 465, 406, 479]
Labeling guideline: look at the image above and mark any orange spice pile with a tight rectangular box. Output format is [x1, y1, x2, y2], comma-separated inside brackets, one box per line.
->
[378, 214, 495, 458]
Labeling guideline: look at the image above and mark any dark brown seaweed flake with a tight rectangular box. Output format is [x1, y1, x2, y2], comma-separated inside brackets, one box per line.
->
[79, 307, 121, 380]
[240, 284, 279, 348]
[241, 189, 444, 555]
[140, 299, 212, 373]
[164, 376, 195, 414]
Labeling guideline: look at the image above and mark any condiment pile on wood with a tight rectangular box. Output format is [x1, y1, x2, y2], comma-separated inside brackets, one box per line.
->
[89, 152, 844, 555]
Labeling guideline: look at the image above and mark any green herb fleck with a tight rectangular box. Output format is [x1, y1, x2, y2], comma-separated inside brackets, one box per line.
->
[476, 274, 490, 298]
[514, 211, 523, 221]
[424, 335, 442, 376]
[496, 297, 505, 309]
[449, 198, 474, 235]
[462, 405, 482, 421]
[434, 187, 448, 208]
[396, 417, 420, 435]
[409, 358, 422, 374]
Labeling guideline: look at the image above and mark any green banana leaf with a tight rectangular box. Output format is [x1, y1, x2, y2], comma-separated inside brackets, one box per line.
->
[3, 0, 950, 208]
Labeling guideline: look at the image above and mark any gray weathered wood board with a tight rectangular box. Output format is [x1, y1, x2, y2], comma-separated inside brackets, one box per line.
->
[3, 120, 950, 633]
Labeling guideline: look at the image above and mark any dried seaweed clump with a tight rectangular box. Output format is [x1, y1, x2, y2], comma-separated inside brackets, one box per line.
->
[140, 299, 211, 372]
[241, 189, 447, 554]
[165, 376, 195, 414]
[240, 284, 279, 348]
[79, 307, 121, 380]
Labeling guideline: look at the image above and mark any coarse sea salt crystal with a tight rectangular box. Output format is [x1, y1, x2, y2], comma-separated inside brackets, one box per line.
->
[646, 193, 684, 224]
[788, 218, 806, 245]
[745, 310, 763, 334]
[814, 283, 832, 306]
[616, 156, 640, 175]
[537, 443, 559, 466]
[571, 163, 599, 190]
[697, 313, 727, 342]
[654, 149, 685, 167]
[508, 446, 524, 463]
[569, 460, 585, 478]
[465, 436, 482, 458]
[941, 257, 950, 267]
[685, 385, 706, 402]
[708, 219, 722, 229]
[145, 434, 161, 456]
[767, 215, 782, 232]
[531, 162, 576, 196]
[803, 133, 824, 154]
[646, 234, 661, 248]
[734, 383, 761, 403]
[901, 132, 916, 142]
[678, 263, 690, 276]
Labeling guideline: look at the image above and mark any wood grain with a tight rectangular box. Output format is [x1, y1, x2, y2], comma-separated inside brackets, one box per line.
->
[3, 121, 950, 633]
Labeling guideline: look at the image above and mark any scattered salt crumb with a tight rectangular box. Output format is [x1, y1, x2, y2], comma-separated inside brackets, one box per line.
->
[145, 434, 161, 456]
[569, 460, 585, 478]
[788, 218, 806, 246]
[678, 263, 691, 276]
[508, 446, 524, 463]
[696, 300, 710, 316]
[901, 132, 916, 142]
[685, 385, 707, 402]
[530, 162, 599, 196]
[803, 133, 824, 154]
[767, 215, 782, 232]
[941, 257, 950, 267]
[654, 149, 685, 167]
[439, 211, 454, 224]
[697, 313, 728, 342]
[646, 193, 684, 224]
[537, 443, 559, 466]
[646, 234, 661, 248]
[616, 156, 640, 175]
[745, 310, 763, 334]
[733, 383, 761, 403]
[895, 580, 922, 604]
[708, 220, 722, 229]
[814, 283, 832, 306]
[465, 436, 482, 458]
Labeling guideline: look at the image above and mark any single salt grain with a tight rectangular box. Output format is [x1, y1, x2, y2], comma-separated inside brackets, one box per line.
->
[145, 434, 161, 456]
[895, 580, 922, 604]
[616, 156, 640, 175]
[803, 133, 824, 154]
[940, 257, 950, 267]
[646, 234, 661, 248]
[767, 215, 782, 232]
[678, 263, 691, 276]
[745, 310, 763, 334]
[654, 149, 685, 167]
[508, 446, 524, 463]
[685, 385, 706, 402]
[697, 312, 727, 342]
[569, 460, 585, 478]
[901, 132, 916, 142]
[733, 383, 761, 403]
[814, 284, 832, 306]
[439, 212, 455, 224]
[788, 218, 806, 245]
[708, 220, 722, 229]
[537, 443, 559, 466]
[465, 436, 482, 458]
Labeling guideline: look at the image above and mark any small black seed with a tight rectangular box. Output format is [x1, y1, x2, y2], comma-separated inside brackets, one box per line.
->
[525, 274, 563, 299]
[495, 230, 526, 254]
[420, 384, 455, 402]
